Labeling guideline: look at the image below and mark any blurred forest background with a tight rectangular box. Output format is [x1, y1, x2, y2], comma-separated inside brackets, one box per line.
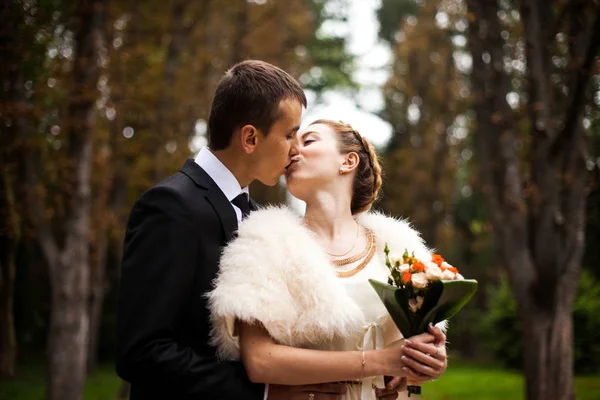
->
[1, 0, 599, 399]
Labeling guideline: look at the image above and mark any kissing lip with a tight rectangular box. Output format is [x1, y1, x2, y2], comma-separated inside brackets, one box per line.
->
[285, 158, 299, 170]
[285, 160, 298, 176]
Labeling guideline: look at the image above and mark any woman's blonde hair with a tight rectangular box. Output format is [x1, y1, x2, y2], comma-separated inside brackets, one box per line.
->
[311, 119, 383, 214]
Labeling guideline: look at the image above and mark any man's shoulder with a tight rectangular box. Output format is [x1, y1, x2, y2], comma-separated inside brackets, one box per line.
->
[135, 170, 212, 215]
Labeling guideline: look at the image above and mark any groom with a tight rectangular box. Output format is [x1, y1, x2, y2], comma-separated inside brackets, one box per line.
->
[116, 60, 347, 399]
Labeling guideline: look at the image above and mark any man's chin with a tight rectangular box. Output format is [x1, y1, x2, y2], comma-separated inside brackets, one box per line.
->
[257, 177, 279, 187]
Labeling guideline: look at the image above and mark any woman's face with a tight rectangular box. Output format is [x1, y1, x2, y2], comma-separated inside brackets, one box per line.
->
[285, 123, 346, 199]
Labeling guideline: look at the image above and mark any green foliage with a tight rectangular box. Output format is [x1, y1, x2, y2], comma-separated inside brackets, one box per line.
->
[481, 271, 600, 374]
[376, 0, 419, 44]
[573, 271, 600, 373]
[480, 276, 523, 369]
[584, 112, 600, 279]
[303, 0, 356, 93]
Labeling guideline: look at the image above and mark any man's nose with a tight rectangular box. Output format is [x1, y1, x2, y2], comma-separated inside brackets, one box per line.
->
[289, 137, 300, 156]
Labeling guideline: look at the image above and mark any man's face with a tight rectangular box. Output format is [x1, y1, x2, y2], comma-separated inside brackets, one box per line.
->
[252, 98, 302, 186]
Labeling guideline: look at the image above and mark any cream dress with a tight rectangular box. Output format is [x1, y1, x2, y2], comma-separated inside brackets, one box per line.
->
[323, 251, 410, 400]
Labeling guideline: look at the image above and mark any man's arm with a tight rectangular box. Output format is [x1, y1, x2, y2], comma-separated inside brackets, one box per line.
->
[115, 187, 263, 399]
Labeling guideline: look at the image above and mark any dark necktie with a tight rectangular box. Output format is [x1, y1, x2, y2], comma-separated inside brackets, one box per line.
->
[231, 193, 250, 220]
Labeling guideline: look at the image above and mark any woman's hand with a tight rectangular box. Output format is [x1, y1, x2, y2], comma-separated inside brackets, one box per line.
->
[401, 324, 447, 382]
[379, 339, 409, 377]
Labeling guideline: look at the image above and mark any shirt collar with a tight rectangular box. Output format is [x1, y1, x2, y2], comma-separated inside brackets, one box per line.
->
[194, 147, 249, 201]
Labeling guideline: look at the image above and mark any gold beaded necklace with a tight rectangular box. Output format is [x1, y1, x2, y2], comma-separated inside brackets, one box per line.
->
[331, 227, 374, 266]
[332, 228, 376, 278]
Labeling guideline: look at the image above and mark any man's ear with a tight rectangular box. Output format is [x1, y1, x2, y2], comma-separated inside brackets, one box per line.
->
[340, 152, 360, 174]
[240, 124, 260, 154]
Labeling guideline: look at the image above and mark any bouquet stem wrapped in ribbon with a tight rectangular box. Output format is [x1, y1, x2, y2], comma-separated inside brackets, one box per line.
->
[369, 245, 478, 397]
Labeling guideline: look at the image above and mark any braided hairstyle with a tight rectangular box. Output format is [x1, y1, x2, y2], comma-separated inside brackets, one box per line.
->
[311, 119, 383, 215]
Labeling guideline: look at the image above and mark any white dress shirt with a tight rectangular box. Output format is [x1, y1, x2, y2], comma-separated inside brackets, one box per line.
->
[194, 147, 268, 399]
[194, 147, 249, 224]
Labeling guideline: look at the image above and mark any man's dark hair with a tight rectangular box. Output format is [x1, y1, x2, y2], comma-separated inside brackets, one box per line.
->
[207, 60, 307, 150]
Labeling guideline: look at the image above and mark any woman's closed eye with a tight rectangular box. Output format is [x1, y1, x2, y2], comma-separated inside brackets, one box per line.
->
[303, 139, 315, 145]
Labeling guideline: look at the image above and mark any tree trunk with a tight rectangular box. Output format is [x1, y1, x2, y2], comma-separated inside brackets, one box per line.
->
[152, 1, 193, 182]
[521, 297, 574, 400]
[86, 232, 107, 372]
[19, 1, 105, 399]
[46, 254, 91, 400]
[0, 169, 18, 379]
[467, 0, 597, 399]
[0, 0, 25, 380]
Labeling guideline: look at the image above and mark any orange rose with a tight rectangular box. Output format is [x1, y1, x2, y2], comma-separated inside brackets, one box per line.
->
[432, 254, 444, 266]
[402, 272, 412, 285]
[412, 260, 426, 273]
[447, 266, 459, 274]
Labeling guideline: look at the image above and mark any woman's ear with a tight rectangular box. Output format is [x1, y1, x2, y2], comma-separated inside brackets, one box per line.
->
[340, 152, 360, 174]
[240, 124, 259, 154]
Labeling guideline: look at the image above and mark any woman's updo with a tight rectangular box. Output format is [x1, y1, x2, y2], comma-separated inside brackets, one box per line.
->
[311, 119, 383, 215]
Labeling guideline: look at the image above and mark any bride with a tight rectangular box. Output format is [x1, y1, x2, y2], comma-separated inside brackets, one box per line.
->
[208, 119, 448, 399]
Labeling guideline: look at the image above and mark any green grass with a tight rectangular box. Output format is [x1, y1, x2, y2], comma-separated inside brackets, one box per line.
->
[424, 363, 600, 400]
[0, 363, 123, 400]
[1, 362, 598, 400]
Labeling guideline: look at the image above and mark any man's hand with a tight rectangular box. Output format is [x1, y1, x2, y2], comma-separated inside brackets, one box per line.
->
[401, 323, 448, 382]
[267, 383, 346, 400]
[374, 377, 406, 399]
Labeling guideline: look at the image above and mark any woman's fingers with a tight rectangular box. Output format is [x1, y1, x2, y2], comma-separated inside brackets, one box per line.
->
[403, 346, 445, 371]
[408, 331, 436, 344]
[401, 356, 438, 379]
[402, 366, 429, 382]
[405, 339, 447, 362]
[427, 323, 447, 346]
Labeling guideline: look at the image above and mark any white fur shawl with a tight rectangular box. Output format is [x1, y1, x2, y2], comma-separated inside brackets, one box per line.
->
[207, 206, 435, 360]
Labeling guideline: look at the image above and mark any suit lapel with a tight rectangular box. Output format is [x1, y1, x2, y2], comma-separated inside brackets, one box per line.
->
[206, 188, 238, 242]
[180, 159, 238, 242]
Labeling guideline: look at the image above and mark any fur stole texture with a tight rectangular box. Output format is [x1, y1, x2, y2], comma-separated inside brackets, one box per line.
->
[207, 206, 439, 360]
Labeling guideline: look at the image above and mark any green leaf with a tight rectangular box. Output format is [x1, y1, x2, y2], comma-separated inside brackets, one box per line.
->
[416, 279, 478, 333]
[369, 279, 416, 336]
[369, 279, 478, 337]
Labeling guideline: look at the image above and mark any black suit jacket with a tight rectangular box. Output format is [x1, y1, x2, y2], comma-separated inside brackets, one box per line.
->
[116, 160, 264, 400]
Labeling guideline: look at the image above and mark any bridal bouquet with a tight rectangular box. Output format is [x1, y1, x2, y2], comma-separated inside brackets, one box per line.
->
[369, 245, 478, 397]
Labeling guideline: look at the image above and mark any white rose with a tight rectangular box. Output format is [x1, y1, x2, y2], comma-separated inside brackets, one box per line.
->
[425, 264, 443, 281]
[396, 263, 410, 273]
[411, 272, 429, 289]
[454, 273, 465, 280]
[441, 269, 455, 280]
[441, 261, 453, 270]
[409, 298, 419, 313]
